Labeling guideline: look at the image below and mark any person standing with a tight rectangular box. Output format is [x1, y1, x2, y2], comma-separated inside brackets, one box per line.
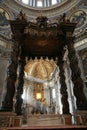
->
[36, 99, 41, 114]
[31, 96, 36, 114]
[41, 98, 47, 114]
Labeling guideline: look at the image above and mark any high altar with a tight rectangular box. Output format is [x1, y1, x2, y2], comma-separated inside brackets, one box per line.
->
[0, 12, 87, 127]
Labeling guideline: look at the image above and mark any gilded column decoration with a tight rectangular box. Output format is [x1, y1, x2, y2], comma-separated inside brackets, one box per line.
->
[58, 51, 69, 114]
[1, 40, 19, 111]
[67, 34, 87, 110]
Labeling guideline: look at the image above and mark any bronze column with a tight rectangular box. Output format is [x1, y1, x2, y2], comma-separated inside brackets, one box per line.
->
[67, 34, 87, 110]
[57, 51, 69, 114]
[15, 39, 25, 115]
[1, 40, 19, 111]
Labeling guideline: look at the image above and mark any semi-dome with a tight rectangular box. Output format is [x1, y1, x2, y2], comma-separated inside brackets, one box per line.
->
[24, 57, 57, 81]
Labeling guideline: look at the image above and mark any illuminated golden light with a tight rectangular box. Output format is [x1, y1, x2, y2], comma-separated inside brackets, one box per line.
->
[36, 93, 42, 99]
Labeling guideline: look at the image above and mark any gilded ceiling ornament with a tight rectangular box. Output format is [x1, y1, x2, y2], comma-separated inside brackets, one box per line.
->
[24, 58, 56, 81]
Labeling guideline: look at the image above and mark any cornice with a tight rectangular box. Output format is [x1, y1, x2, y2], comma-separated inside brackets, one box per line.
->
[74, 38, 87, 49]
[0, 33, 12, 42]
[0, 36, 12, 49]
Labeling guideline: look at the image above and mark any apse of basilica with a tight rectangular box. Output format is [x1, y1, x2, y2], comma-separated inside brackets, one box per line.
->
[0, 0, 87, 128]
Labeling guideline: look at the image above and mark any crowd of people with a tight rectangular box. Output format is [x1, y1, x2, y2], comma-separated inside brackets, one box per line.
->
[31, 97, 48, 114]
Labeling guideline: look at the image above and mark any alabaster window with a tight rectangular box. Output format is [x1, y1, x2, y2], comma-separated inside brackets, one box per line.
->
[37, 0, 43, 7]
[22, 0, 29, 4]
[52, 0, 57, 5]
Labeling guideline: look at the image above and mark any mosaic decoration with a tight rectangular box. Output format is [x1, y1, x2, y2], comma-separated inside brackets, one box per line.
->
[70, 10, 86, 28]
[0, 7, 11, 39]
[0, 7, 10, 27]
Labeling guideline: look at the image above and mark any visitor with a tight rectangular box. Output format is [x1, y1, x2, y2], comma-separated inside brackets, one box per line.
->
[36, 99, 41, 114]
[31, 96, 36, 114]
[41, 98, 47, 114]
